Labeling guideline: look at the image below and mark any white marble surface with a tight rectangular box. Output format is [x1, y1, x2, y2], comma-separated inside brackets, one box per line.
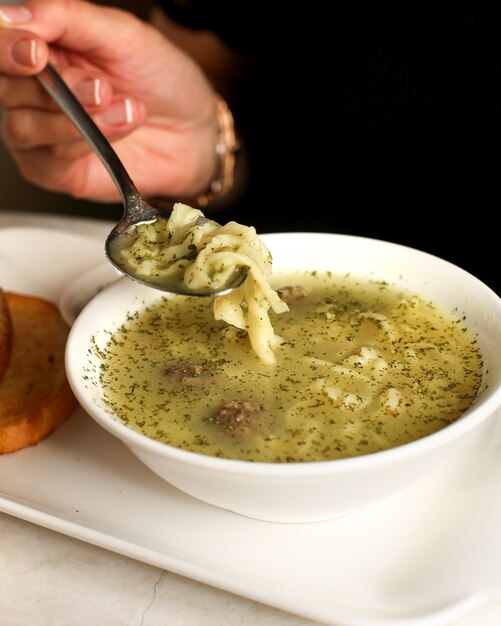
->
[0, 511, 318, 626]
[0, 210, 501, 626]
[0, 509, 500, 626]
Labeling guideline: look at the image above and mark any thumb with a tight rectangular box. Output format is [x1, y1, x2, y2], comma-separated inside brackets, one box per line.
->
[0, 9, 48, 74]
[0, 0, 148, 55]
[0, 32, 48, 74]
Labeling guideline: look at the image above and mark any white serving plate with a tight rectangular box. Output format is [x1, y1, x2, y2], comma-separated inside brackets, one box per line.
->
[0, 217, 500, 626]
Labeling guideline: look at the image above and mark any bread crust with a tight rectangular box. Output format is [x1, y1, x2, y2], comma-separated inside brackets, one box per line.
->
[0, 292, 77, 454]
[0, 289, 13, 384]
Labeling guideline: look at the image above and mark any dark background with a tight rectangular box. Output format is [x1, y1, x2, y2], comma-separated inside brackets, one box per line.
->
[1, 0, 499, 297]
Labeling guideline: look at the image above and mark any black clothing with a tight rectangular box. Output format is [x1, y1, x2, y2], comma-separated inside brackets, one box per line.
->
[160, 1, 500, 294]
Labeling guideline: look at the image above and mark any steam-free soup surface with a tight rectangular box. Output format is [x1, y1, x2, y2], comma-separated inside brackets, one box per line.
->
[98, 272, 483, 462]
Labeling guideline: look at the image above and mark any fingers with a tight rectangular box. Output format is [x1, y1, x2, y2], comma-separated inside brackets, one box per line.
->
[2, 96, 147, 148]
[7, 144, 122, 201]
[1, 95, 148, 197]
[1, 0, 212, 123]
[3, 107, 86, 149]
[0, 70, 112, 111]
[0, 66, 116, 154]
[0, 53, 147, 149]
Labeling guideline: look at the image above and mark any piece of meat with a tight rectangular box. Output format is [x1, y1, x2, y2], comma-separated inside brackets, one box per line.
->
[276, 285, 308, 304]
[207, 399, 264, 437]
[163, 361, 205, 385]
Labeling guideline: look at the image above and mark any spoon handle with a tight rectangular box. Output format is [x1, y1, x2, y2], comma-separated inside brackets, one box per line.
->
[36, 63, 140, 206]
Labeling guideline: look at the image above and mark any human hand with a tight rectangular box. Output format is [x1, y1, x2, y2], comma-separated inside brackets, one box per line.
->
[0, 0, 217, 202]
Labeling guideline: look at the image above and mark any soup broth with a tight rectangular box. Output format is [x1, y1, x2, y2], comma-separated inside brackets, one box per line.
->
[97, 271, 483, 462]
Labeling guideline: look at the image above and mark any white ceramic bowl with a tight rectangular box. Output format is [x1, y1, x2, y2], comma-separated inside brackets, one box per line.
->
[65, 233, 501, 523]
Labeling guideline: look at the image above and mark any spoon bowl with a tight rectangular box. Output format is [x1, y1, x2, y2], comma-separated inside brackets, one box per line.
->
[105, 215, 248, 296]
[36, 63, 247, 297]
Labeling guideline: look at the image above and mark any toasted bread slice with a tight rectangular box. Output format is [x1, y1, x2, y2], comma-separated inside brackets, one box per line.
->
[0, 289, 13, 384]
[0, 292, 77, 454]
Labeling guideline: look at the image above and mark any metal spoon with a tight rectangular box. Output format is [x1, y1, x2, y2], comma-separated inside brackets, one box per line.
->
[36, 63, 247, 296]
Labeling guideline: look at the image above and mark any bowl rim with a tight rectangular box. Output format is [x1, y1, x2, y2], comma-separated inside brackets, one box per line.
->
[66, 231, 501, 477]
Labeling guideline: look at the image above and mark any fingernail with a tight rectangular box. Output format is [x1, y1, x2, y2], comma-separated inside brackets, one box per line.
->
[73, 78, 102, 106]
[12, 38, 38, 66]
[96, 99, 134, 126]
[0, 5, 32, 24]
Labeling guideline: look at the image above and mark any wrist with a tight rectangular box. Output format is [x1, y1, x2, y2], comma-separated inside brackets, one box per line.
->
[194, 92, 239, 208]
[149, 92, 239, 210]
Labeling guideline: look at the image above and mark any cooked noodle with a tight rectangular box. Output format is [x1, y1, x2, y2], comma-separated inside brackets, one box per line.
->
[115, 203, 288, 364]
